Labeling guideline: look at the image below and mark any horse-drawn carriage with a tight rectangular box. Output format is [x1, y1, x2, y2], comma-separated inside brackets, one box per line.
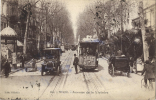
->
[108, 56, 130, 77]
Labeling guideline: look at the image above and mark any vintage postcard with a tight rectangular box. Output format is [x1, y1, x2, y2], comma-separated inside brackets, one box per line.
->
[0, 0, 155, 100]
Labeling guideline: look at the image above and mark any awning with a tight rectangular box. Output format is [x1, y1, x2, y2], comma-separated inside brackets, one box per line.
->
[17, 40, 23, 46]
[0, 26, 17, 38]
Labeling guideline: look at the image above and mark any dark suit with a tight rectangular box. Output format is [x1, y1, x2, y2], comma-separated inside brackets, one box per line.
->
[20, 55, 25, 68]
[4, 61, 11, 77]
[73, 57, 79, 73]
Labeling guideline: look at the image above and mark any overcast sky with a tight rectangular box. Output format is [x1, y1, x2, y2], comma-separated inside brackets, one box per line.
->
[63, 0, 95, 38]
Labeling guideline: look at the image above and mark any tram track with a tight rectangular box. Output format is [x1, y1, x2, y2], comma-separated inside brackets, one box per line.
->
[83, 71, 99, 91]
[39, 51, 110, 99]
[53, 51, 73, 90]
[38, 51, 73, 99]
[82, 68, 106, 92]
[62, 54, 73, 88]
[82, 72, 90, 92]
[82, 66, 114, 99]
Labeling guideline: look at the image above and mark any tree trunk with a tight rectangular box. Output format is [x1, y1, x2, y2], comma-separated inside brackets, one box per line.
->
[139, 1, 149, 61]
[23, 11, 30, 54]
[37, 34, 40, 53]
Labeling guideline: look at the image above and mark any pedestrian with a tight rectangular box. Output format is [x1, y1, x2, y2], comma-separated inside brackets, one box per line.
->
[117, 49, 122, 56]
[129, 57, 134, 73]
[21, 53, 25, 68]
[73, 54, 79, 74]
[141, 60, 155, 88]
[32, 58, 37, 71]
[86, 47, 90, 55]
[3, 59, 11, 78]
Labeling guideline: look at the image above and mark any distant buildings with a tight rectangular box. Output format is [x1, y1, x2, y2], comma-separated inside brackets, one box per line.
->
[132, 3, 155, 31]
[110, 0, 155, 36]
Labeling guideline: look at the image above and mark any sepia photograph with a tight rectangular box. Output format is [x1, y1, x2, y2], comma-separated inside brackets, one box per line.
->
[0, 0, 155, 100]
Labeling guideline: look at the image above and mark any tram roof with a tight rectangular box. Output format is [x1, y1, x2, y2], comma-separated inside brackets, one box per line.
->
[43, 48, 61, 50]
[79, 39, 99, 43]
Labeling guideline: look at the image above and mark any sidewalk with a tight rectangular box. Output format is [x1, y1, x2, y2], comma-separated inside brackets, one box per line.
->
[0, 58, 43, 77]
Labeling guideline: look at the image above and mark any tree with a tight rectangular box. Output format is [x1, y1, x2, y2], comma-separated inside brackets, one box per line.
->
[77, 6, 95, 40]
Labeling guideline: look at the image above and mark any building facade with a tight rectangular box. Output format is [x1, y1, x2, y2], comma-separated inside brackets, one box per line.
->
[132, 3, 156, 32]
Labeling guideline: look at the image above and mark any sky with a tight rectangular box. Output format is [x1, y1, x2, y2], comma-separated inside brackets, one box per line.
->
[63, 0, 94, 38]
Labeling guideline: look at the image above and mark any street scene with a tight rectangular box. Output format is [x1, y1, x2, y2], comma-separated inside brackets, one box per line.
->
[0, 51, 155, 100]
[0, 0, 156, 100]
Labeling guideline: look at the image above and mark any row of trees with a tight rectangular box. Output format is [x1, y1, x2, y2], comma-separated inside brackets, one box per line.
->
[16, 0, 74, 57]
[77, 0, 136, 41]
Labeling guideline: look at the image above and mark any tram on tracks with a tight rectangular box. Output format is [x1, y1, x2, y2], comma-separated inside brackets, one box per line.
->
[78, 38, 99, 70]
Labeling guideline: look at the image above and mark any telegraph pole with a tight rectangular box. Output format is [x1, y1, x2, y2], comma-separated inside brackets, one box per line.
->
[139, 1, 149, 61]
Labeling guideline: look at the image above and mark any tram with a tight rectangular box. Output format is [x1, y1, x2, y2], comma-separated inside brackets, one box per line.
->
[78, 38, 99, 70]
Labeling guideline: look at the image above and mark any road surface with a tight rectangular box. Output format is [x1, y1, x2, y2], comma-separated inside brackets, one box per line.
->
[0, 51, 155, 100]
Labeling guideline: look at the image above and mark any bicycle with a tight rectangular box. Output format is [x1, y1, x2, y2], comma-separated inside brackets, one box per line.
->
[141, 78, 155, 90]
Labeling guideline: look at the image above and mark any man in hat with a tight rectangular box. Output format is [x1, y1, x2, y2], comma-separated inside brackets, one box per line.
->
[73, 54, 79, 74]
